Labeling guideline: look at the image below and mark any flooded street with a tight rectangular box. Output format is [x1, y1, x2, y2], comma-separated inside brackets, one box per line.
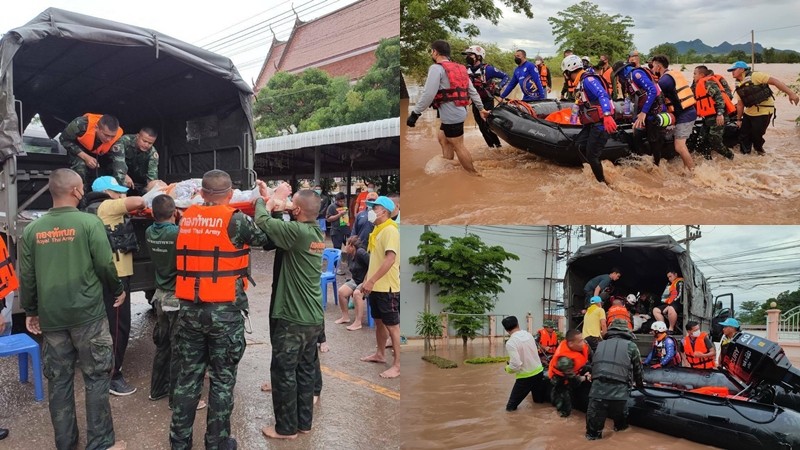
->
[401, 63, 800, 224]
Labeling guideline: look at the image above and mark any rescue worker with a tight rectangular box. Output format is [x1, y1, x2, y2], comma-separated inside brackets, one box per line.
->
[614, 61, 667, 165]
[582, 296, 607, 352]
[561, 49, 577, 100]
[87, 176, 146, 396]
[584, 268, 621, 306]
[170, 170, 271, 450]
[597, 55, 613, 96]
[692, 65, 736, 160]
[728, 61, 799, 154]
[0, 234, 19, 319]
[627, 50, 640, 68]
[650, 55, 696, 170]
[643, 321, 680, 368]
[606, 296, 632, 330]
[548, 329, 591, 417]
[59, 114, 126, 189]
[462, 45, 509, 148]
[718, 317, 741, 369]
[586, 318, 644, 440]
[501, 315, 547, 411]
[20, 168, 126, 450]
[500, 49, 547, 102]
[535, 320, 559, 363]
[562, 54, 618, 184]
[683, 321, 716, 369]
[116, 127, 159, 191]
[534, 56, 551, 95]
[407, 40, 487, 175]
[652, 270, 683, 333]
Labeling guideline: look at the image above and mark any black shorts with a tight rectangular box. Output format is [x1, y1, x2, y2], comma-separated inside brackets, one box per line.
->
[654, 302, 682, 314]
[369, 291, 400, 326]
[440, 122, 465, 138]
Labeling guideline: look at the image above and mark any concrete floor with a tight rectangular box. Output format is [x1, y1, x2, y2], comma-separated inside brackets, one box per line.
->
[0, 248, 400, 449]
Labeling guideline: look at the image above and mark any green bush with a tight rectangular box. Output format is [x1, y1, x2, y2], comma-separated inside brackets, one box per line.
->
[422, 355, 458, 369]
[464, 356, 510, 364]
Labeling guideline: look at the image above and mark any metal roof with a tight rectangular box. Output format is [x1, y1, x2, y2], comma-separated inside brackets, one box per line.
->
[256, 117, 399, 154]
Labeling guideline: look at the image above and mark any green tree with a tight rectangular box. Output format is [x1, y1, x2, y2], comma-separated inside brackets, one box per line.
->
[727, 49, 748, 62]
[737, 300, 764, 325]
[649, 43, 679, 64]
[401, 0, 534, 81]
[547, 1, 634, 63]
[685, 48, 698, 63]
[409, 231, 519, 346]
[763, 47, 776, 63]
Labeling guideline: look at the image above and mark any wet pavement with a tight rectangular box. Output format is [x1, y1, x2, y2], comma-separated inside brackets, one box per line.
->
[0, 247, 399, 449]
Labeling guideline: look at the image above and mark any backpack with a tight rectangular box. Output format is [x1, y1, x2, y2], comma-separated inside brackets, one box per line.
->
[83, 191, 140, 255]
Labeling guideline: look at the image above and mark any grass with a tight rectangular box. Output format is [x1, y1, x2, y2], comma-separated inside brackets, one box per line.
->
[421, 354, 458, 369]
[464, 356, 510, 364]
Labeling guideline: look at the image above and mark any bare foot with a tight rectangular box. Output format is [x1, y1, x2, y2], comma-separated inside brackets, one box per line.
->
[346, 323, 362, 331]
[108, 441, 127, 450]
[262, 425, 297, 440]
[360, 353, 386, 363]
[261, 382, 272, 392]
[313, 395, 319, 405]
[334, 317, 350, 324]
[380, 366, 400, 379]
[319, 342, 330, 353]
[196, 400, 207, 410]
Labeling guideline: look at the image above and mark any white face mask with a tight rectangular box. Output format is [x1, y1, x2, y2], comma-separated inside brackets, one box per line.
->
[367, 188, 375, 193]
[367, 209, 378, 223]
[692, 330, 701, 337]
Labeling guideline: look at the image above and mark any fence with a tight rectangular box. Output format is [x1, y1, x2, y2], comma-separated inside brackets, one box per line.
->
[773, 305, 800, 342]
[434, 312, 567, 350]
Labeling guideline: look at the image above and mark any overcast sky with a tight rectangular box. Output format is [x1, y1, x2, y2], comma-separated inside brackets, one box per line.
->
[469, 0, 800, 59]
[0, 0, 358, 87]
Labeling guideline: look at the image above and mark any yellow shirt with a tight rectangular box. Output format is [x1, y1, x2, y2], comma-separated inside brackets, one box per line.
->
[733, 71, 774, 117]
[96, 198, 134, 277]
[366, 223, 400, 293]
[583, 304, 606, 338]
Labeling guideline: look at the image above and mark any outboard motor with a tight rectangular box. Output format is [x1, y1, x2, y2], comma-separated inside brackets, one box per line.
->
[723, 332, 800, 394]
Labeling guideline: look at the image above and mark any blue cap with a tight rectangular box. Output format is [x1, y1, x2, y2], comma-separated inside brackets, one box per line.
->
[727, 61, 749, 72]
[92, 176, 128, 193]
[589, 296, 602, 304]
[719, 318, 740, 328]
[366, 195, 395, 212]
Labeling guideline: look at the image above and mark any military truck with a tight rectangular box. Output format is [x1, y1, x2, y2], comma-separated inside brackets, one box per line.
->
[0, 9, 257, 326]
[563, 235, 735, 354]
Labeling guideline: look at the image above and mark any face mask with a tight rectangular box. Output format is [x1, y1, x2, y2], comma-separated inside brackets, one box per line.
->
[367, 209, 378, 223]
[514, 57, 522, 65]
[314, 189, 321, 195]
[367, 188, 374, 193]
[692, 330, 701, 337]
[466, 56, 475, 65]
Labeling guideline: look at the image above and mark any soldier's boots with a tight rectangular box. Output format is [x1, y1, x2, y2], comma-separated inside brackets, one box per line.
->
[585, 432, 602, 440]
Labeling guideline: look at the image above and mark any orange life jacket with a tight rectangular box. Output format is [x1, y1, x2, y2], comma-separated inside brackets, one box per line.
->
[683, 332, 715, 369]
[433, 61, 470, 108]
[538, 64, 550, 88]
[694, 75, 736, 117]
[0, 238, 19, 299]
[599, 66, 613, 95]
[76, 113, 123, 156]
[355, 191, 369, 214]
[175, 205, 250, 303]
[666, 277, 684, 305]
[537, 328, 558, 353]
[548, 340, 590, 379]
[606, 305, 632, 330]
[661, 71, 696, 113]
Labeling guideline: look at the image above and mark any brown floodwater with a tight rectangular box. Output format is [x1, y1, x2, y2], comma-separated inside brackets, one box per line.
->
[401, 63, 800, 224]
[402, 345, 715, 450]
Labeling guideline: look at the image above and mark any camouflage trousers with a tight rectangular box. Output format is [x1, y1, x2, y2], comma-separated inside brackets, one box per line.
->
[699, 117, 733, 159]
[42, 317, 115, 450]
[150, 289, 180, 403]
[550, 375, 577, 416]
[169, 302, 245, 450]
[69, 149, 127, 190]
[271, 318, 323, 435]
[586, 397, 628, 438]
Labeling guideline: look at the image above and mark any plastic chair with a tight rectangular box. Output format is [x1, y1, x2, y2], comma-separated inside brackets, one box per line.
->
[318, 219, 327, 233]
[366, 296, 375, 328]
[320, 248, 341, 310]
[0, 333, 45, 401]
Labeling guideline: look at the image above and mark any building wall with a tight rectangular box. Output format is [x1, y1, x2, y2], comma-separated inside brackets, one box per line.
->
[399, 225, 553, 337]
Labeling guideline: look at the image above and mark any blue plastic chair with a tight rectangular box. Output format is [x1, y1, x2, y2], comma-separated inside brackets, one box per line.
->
[0, 333, 45, 401]
[318, 219, 327, 233]
[320, 248, 341, 310]
[366, 296, 375, 328]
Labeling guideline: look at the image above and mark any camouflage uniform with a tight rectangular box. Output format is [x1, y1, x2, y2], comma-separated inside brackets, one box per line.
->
[169, 210, 269, 450]
[550, 348, 592, 417]
[150, 288, 180, 403]
[699, 80, 734, 160]
[116, 134, 159, 188]
[59, 116, 127, 188]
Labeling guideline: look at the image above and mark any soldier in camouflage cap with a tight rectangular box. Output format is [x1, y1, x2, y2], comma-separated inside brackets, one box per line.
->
[547, 329, 592, 417]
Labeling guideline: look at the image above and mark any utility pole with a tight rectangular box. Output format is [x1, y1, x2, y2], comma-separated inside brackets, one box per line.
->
[424, 225, 430, 314]
[678, 225, 702, 255]
[585, 225, 623, 244]
[751, 30, 756, 68]
[626, 225, 631, 238]
[585, 225, 591, 244]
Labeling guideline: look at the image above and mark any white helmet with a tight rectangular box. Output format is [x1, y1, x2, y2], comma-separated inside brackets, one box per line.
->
[462, 45, 486, 59]
[581, 56, 591, 64]
[626, 294, 638, 305]
[651, 321, 668, 332]
[561, 54, 583, 73]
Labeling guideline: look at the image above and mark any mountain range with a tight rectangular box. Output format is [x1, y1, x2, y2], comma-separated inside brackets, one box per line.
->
[666, 39, 798, 55]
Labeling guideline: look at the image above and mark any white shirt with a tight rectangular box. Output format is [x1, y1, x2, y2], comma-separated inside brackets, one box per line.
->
[505, 330, 543, 375]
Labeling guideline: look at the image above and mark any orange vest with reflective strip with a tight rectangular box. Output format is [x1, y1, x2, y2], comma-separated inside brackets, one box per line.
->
[0, 238, 19, 299]
[433, 61, 470, 108]
[662, 71, 696, 113]
[538, 65, 549, 88]
[606, 305, 632, 329]
[666, 277, 684, 304]
[538, 328, 558, 353]
[76, 114, 123, 156]
[683, 332, 715, 369]
[548, 340, 590, 378]
[695, 75, 736, 117]
[175, 205, 250, 302]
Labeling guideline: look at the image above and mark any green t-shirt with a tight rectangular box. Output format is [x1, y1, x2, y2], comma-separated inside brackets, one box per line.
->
[145, 221, 178, 292]
[20, 207, 123, 331]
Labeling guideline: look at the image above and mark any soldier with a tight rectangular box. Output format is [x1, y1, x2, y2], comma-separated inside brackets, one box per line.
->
[548, 329, 591, 418]
[0, 223, 19, 444]
[59, 114, 126, 189]
[116, 127, 159, 191]
[20, 168, 126, 450]
[692, 65, 736, 160]
[535, 320, 559, 364]
[254, 187, 325, 439]
[586, 318, 644, 440]
[169, 170, 271, 450]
